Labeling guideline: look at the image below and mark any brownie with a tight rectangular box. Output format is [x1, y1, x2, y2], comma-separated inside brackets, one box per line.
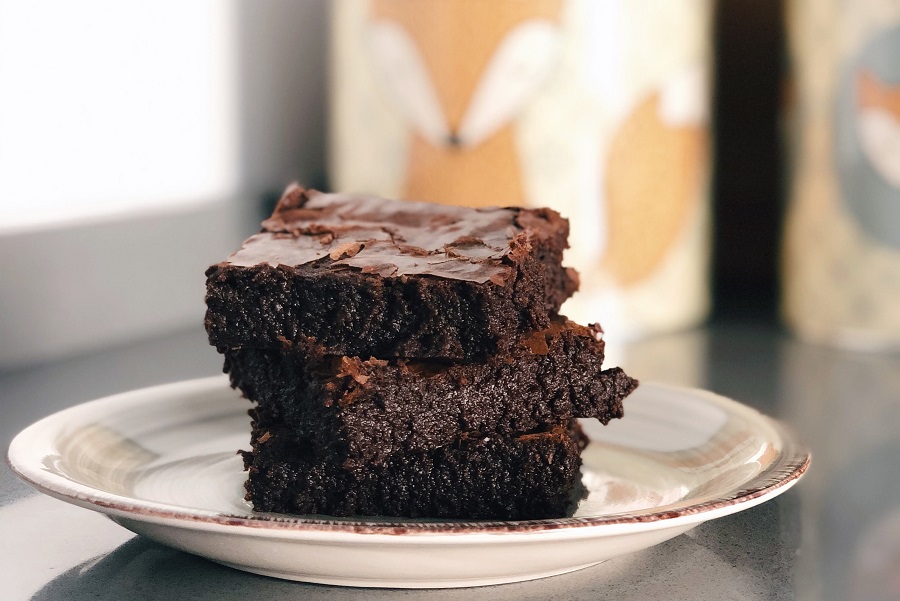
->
[225, 318, 637, 470]
[205, 185, 578, 361]
[204, 186, 638, 520]
[242, 417, 589, 520]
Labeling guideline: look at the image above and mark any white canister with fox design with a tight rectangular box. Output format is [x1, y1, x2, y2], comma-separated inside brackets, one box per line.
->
[330, 0, 712, 339]
[784, 0, 900, 349]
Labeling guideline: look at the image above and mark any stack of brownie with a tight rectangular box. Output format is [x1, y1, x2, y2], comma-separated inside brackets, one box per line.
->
[205, 186, 637, 520]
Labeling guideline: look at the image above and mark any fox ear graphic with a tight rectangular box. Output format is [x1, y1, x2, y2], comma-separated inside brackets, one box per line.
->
[856, 70, 900, 190]
[368, 20, 450, 147]
[457, 21, 562, 148]
[602, 81, 707, 286]
[857, 69, 900, 117]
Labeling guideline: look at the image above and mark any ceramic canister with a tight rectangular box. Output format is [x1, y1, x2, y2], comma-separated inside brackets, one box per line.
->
[330, 0, 713, 340]
[784, 0, 900, 350]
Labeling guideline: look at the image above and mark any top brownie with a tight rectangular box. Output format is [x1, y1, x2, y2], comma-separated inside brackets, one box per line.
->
[205, 186, 578, 360]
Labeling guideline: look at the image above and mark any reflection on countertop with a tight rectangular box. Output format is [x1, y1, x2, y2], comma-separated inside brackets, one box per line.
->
[2, 317, 899, 600]
[778, 334, 900, 601]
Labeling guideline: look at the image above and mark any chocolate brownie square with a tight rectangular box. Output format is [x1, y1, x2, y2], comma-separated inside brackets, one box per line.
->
[205, 186, 578, 361]
[225, 318, 636, 470]
[242, 417, 589, 520]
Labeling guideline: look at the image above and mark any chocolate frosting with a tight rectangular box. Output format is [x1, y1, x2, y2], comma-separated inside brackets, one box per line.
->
[227, 185, 540, 284]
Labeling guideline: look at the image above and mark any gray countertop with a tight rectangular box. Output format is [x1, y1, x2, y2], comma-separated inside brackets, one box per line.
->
[3, 317, 898, 600]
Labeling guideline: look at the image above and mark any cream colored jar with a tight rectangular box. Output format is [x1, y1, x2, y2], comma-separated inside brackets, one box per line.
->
[331, 0, 713, 339]
[784, 0, 900, 350]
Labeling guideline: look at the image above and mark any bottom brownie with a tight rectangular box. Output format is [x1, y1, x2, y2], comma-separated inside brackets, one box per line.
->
[242, 416, 589, 520]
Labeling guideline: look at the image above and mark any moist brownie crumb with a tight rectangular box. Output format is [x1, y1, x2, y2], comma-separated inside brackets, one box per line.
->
[224, 318, 637, 470]
[205, 185, 578, 361]
[242, 418, 589, 520]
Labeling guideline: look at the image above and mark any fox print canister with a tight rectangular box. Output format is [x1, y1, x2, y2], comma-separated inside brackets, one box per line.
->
[330, 0, 713, 339]
[784, 0, 900, 349]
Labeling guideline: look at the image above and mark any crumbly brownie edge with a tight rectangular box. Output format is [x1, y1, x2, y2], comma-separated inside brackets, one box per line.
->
[205, 191, 575, 360]
[241, 420, 588, 520]
[223, 322, 637, 469]
[514, 207, 579, 310]
[205, 260, 553, 360]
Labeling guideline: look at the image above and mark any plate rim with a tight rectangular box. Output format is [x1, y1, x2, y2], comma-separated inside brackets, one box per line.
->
[6, 376, 810, 538]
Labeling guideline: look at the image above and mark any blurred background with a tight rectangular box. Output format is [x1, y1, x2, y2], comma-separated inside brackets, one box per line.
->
[0, 0, 794, 368]
[4, 0, 900, 366]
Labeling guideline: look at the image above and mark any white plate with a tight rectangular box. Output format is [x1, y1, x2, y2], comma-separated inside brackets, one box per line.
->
[7, 376, 808, 588]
